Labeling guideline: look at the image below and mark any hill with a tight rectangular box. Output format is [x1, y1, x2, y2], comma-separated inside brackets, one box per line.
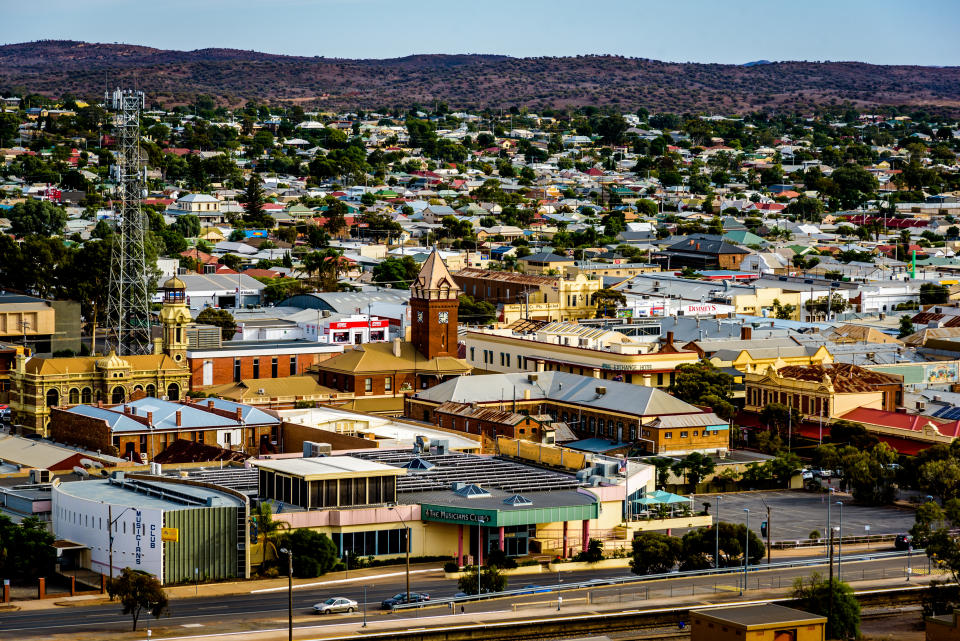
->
[2, 40, 959, 114]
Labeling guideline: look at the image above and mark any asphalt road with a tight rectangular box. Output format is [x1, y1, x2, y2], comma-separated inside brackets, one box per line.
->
[0, 553, 924, 639]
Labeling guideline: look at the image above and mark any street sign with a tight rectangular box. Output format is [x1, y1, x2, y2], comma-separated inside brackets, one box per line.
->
[161, 527, 179, 542]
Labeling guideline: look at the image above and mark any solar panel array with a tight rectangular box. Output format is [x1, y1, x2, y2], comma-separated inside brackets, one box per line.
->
[350, 451, 582, 495]
[163, 468, 260, 493]
[932, 405, 960, 421]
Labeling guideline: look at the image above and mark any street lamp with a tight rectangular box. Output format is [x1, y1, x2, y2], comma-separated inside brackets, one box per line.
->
[825, 487, 835, 554]
[835, 501, 843, 582]
[714, 495, 722, 569]
[742, 508, 749, 595]
[387, 504, 411, 604]
[279, 547, 293, 641]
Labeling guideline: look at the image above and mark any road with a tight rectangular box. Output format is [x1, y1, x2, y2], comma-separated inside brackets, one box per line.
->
[0, 553, 928, 639]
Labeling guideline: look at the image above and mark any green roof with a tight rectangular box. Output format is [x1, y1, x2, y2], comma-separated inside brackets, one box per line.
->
[723, 230, 764, 246]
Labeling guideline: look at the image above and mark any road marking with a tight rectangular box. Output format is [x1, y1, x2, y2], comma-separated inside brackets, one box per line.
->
[250, 568, 441, 594]
[181, 624, 204, 628]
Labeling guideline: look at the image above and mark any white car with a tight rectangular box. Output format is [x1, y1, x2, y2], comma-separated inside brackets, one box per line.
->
[313, 597, 358, 614]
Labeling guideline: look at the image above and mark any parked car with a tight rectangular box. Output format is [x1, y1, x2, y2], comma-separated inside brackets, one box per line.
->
[0, 406, 10, 423]
[313, 597, 358, 614]
[895, 534, 913, 551]
[380, 592, 429, 609]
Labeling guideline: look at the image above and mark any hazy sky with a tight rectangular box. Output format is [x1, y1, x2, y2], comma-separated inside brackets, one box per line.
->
[3, 0, 959, 65]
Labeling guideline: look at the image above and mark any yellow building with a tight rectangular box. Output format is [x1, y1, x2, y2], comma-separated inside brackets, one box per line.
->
[566, 262, 661, 279]
[691, 604, 826, 641]
[454, 268, 602, 323]
[8, 277, 194, 434]
[518, 252, 575, 275]
[744, 363, 904, 420]
[463, 327, 699, 388]
[714, 345, 833, 374]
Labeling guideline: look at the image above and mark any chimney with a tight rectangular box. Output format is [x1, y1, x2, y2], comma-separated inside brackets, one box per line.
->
[147, 411, 153, 426]
[207, 400, 215, 409]
[176, 410, 182, 427]
[392, 337, 402, 358]
[236, 408, 242, 421]
[741, 326, 752, 340]
[696, 242, 700, 250]
[665, 331, 675, 347]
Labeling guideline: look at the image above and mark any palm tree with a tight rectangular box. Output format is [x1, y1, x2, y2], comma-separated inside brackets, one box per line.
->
[251, 502, 289, 565]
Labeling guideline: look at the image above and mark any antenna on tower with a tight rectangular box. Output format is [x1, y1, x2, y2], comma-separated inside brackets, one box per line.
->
[104, 88, 152, 356]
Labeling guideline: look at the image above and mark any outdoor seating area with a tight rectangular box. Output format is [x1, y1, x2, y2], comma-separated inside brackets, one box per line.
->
[628, 490, 694, 520]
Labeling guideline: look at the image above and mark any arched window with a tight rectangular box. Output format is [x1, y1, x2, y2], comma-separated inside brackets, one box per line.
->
[167, 383, 180, 401]
[95, 389, 103, 403]
[81, 388, 92, 404]
[46, 388, 59, 407]
[68, 388, 80, 404]
[111, 386, 125, 404]
[145, 384, 156, 398]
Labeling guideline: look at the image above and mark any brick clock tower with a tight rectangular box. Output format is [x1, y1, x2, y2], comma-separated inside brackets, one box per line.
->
[410, 250, 460, 360]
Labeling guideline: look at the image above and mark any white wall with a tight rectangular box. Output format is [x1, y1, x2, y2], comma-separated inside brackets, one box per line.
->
[52, 485, 164, 580]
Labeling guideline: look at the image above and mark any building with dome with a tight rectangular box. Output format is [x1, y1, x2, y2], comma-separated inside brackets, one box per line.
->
[8, 277, 193, 435]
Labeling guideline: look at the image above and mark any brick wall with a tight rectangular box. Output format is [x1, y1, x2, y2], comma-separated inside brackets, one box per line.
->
[189, 352, 336, 389]
[281, 421, 378, 454]
[49, 408, 115, 455]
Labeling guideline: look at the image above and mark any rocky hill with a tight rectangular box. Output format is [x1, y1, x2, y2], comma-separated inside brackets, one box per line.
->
[2, 40, 959, 114]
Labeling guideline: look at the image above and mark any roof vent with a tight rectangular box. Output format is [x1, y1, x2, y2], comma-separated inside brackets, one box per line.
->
[503, 494, 533, 506]
[453, 483, 490, 498]
[595, 386, 607, 395]
[402, 457, 435, 472]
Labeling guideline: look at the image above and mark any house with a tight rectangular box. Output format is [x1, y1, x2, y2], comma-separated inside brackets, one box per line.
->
[691, 604, 826, 641]
[652, 237, 751, 270]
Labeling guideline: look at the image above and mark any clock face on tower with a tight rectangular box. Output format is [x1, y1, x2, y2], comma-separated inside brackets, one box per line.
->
[417, 311, 424, 323]
[438, 311, 449, 324]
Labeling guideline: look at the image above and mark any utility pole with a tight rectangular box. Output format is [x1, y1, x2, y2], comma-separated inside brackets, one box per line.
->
[828, 527, 835, 637]
[765, 503, 771, 565]
[281, 547, 293, 641]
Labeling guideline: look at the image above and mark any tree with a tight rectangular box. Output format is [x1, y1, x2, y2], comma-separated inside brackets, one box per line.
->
[574, 538, 604, 563]
[107, 568, 168, 631]
[680, 521, 765, 569]
[630, 532, 681, 575]
[240, 174, 269, 227]
[278, 529, 339, 578]
[196, 308, 237, 341]
[591, 288, 627, 318]
[0, 515, 55, 581]
[770, 298, 796, 320]
[457, 565, 506, 595]
[671, 452, 716, 493]
[649, 457, 674, 489]
[8, 199, 67, 237]
[372, 256, 420, 289]
[458, 294, 496, 325]
[921, 283, 950, 305]
[791, 573, 861, 640]
[172, 214, 201, 239]
[898, 314, 916, 338]
[302, 248, 348, 291]
[764, 450, 802, 486]
[759, 402, 801, 441]
[322, 199, 349, 236]
[668, 360, 735, 421]
[250, 502, 289, 565]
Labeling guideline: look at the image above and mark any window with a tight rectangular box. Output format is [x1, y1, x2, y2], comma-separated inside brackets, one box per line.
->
[46, 388, 59, 407]
[68, 388, 80, 404]
[657, 373, 664, 386]
[271, 357, 278, 378]
[693, 430, 699, 436]
[680, 431, 688, 438]
[234, 358, 242, 382]
[111, 386, 125, 404]
[81, 388, 92, 404]
[145, 384, 156, 398]
[167, 383, 180, 401]
[664, 432, 673, 439]
[364, 378, 373, 392]
[385, 376, 392, 392]
[290, 356, 297, 376]
[252, 358, 260, 379]
[470, 347, 475, 361]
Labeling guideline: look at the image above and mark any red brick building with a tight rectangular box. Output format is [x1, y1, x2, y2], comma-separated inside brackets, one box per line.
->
[433, 401, 544, 443]
[187, 342, 342, 390]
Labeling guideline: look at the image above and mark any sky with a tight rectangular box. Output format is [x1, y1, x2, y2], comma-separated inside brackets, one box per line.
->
[2, 0, 959, 65]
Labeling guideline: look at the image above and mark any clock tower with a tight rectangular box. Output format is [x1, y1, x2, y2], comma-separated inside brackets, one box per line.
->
[410, 250, 460, 360]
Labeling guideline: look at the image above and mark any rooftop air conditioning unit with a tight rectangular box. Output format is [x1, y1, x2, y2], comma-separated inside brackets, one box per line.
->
[916, 400, 927, 411]
[934, 395, 943, 403]
[29, 468, 51, 484]
[595, 386, 607, 395]
[527, 373, 538, 383]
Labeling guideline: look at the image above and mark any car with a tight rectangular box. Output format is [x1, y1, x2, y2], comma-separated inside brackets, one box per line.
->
[895, 534, 913, 551]
[517, 584, 551, 594]
[380, 592, 429, 609]
[313, 597, 358, 614]
[0, 406, 10, 423]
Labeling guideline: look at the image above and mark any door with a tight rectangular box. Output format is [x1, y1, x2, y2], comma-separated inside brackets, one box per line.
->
[202, 360, 213, 387]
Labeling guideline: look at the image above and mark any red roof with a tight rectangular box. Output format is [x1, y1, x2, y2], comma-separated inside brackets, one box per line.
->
[242, 268, 281, 279]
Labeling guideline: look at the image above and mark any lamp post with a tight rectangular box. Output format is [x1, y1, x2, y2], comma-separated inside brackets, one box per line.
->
[476, 515, 488, 596]
[835, 501, 843, 582]
[714, 495, 722, 569]
[825, 487, 834, 554]
[280, 547, 293, 641]
[387, 504, 411, 604]
[742, 507, 751, 592]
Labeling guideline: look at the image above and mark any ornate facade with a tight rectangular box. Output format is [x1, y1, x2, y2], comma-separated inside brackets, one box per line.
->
[9, 277, 192, 435]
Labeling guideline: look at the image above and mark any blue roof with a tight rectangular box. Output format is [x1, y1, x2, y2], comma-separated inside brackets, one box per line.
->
[66, 405, 146, 432]
[126, 398, 237, 430]
[194, 397, 279, 425]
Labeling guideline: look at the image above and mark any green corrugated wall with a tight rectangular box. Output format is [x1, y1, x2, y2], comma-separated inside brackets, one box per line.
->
[163, 507, 238, 583]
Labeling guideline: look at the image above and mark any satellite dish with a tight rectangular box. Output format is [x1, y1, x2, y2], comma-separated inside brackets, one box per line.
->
[79, 458, 95, 468]
[72, 466, 90, 478]
[90, 460, 104, 469]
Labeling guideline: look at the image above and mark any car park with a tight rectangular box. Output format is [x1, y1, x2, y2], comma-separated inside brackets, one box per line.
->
[313, 597, 358, 614]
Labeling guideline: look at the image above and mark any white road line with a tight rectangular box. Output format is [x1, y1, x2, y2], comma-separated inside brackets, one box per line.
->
[250, 568, 441, 594]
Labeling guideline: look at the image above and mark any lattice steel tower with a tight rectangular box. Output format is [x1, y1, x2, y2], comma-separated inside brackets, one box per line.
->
[104, 88, 152, 355]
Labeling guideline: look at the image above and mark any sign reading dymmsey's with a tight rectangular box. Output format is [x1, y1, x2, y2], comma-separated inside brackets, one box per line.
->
[420, 506, 496, 525]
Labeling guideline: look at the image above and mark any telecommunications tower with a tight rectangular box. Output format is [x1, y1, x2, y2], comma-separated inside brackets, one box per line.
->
[104, 88, 152, 355]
